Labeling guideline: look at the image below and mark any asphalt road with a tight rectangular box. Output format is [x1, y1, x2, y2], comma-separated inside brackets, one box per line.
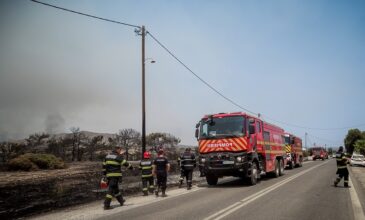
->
[99, 160, 363, 220]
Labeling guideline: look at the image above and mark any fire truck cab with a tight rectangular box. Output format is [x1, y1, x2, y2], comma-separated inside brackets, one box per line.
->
[196, 112, 287, 186]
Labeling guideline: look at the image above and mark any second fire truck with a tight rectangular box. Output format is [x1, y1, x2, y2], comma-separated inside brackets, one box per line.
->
[196, 112, 287, 186]
[284, 133, 303, 169]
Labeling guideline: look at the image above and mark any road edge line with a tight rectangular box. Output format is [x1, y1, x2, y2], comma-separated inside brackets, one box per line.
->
[203, 160, 330, 220]
[349, 176, 365, 220]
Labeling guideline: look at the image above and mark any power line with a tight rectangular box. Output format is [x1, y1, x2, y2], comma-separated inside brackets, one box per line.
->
[31, 0, 140, 29]
[30, 0, 365, 131]
[147, 31, 365, 131]
[147, 31, 257, 116]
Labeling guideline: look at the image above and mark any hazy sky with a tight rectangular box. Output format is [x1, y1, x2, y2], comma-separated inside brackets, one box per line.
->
[1, 0, 364, 146]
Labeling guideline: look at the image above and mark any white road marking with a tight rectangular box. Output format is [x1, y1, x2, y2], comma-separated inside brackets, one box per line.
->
[349, 176, 365, 220]
[204, 160, 330, 220]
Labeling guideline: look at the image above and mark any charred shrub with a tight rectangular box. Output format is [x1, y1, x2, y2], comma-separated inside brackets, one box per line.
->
[7, 155, 37, 171]
[7, 153, 66, 171]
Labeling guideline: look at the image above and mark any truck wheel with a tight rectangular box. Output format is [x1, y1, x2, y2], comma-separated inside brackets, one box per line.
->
[206, 175, 218, 186]
[273, 160, 280, 178]
[298, 157, 303, 167]
[279, 159, 285, 176]
[247, 162, 258, 185]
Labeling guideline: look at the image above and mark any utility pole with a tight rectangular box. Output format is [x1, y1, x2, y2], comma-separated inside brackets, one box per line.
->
[141, 25, 146, 158]
[305, 132, 307, 150]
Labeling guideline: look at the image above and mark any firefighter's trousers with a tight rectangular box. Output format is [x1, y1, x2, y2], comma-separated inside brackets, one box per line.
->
[335, 168, 349, 186]
[179, 169, 184, 184]
[104, 177, 124, 207]
[182, 169, 193, 187]
[156, 171, 167, 192]
[142, 176, 154, 193]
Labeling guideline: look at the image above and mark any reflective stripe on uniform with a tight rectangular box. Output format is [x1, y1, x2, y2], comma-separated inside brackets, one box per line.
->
[142, 174, 153, 178]
[106, 173, 122, 177]
[121, 159, 127, 165]
[115, 192, 121, 197]
[142, 188, 148, 191]
[106, 194, 113, 199]
[102, 162, 107, 165]
[149, 185, 154, 189]
[106, 160, 121, 166]
[337, 166, 347, 169]
[142, 166, 152, 170]
[344, 180, 349, 183]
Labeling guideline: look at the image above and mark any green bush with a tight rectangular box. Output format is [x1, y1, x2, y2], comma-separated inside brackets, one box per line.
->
[7, 153, 66, 171]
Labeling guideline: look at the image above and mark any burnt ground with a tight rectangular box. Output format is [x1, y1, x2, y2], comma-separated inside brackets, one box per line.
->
[0, 161, 181, 219]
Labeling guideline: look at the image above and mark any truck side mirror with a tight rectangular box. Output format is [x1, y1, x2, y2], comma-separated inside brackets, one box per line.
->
[195, 128, 199, 139]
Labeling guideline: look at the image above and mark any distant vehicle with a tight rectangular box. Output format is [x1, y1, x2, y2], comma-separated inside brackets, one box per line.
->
[350, 154, 365, 167]
[284, 133, 303, 169]
[311, 147, 327, 161]
[196, 112, 287, 186]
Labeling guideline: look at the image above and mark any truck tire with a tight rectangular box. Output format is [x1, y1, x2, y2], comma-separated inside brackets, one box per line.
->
[273, 160, 280, 178]
[297, 157, 303, 167]
[288, 161, 294, 169]
[279, 159, 285, 176]
[206, 175, 218, 186]
[246, 162, 258, 185]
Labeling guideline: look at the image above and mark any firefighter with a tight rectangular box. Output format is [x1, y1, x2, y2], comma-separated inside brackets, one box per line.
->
[140, 151, 154, 196]
[102, 146, 134, 210]
[334, 146, 350, 187]
[153, 149, 170, 197]
[179, 148, 196, 190]
[177, 156, 185, 187]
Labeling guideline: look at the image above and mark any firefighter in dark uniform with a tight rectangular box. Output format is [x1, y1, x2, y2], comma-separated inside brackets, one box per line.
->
[177, 155, 185, 187]
[334, 146, 350, 187]
[140, 151, 154, 196]
[153, 149, 170, 197]
[179, 148, 196, 190]
[102, 146, 133, 210]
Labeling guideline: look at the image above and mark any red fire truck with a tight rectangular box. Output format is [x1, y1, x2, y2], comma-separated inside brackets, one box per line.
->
[195, 112, 287, 186]
[311, 147, 328, 160]
[284, 133, 303, 169]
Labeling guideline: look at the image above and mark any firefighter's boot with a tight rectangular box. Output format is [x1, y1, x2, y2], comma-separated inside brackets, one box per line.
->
[116, 195, 125, 206]
[161, 189, 167, 197]
[334, 178, 340, 187]
[187, 183, 192, 190]
[143, 191, 148, 196]
[104, 196, 113, 210]
[179, 178, 183, 188]
[155, 188, 159, 197]
[344, 180, 349, 188]
[148, 185, 154, 194]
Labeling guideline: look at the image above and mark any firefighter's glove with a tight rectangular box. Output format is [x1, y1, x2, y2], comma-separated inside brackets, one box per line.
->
[102, 177, 107, 182]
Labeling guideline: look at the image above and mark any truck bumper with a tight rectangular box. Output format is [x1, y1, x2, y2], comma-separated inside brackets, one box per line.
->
[204, 162, 249, 177]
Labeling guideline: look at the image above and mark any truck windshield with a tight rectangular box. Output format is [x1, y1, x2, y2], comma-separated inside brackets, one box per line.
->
[199, 116, 245, 139]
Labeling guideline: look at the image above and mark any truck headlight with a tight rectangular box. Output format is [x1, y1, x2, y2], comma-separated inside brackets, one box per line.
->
[201, 158, 206, 163]
[236, 156, 242, 163]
